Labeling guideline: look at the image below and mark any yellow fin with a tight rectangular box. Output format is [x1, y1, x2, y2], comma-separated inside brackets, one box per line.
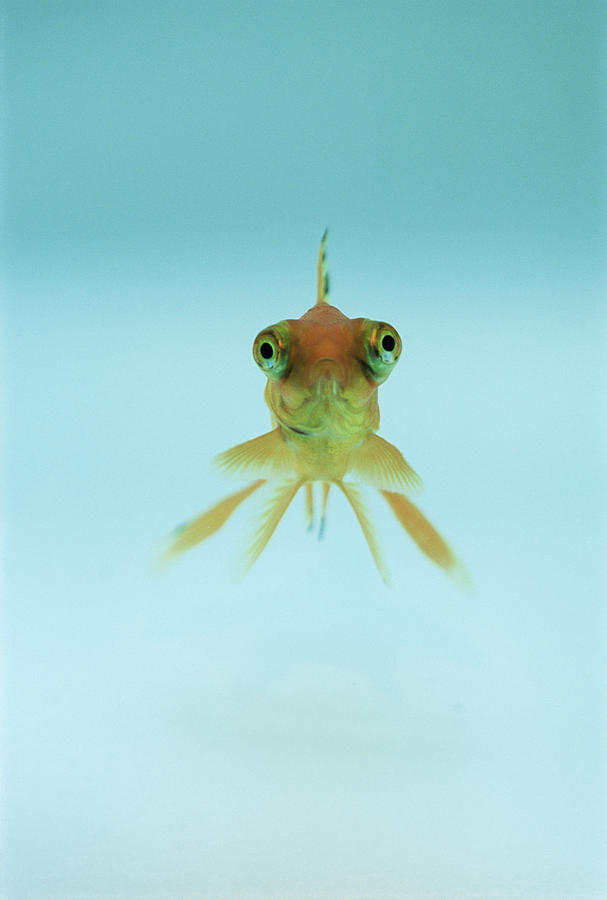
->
[163, 480, 265, 561]
[243, 479, 303, 573]
[318, 481, 330, 540]
[213, 428, 296, 479]
[349, 433, 423, 493]
[339, 481, 391, 586]
[316, 229, 329, 305]
[305, 482, 314, 531]
[381, 489, 471, 590]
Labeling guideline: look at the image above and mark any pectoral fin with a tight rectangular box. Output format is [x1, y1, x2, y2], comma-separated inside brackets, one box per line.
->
[381, 490, 471, 589]
[349, 433, 423, 493]
[214, 428, 296, 479]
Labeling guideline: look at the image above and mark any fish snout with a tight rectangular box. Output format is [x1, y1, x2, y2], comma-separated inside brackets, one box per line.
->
[306, 357, 347, 390]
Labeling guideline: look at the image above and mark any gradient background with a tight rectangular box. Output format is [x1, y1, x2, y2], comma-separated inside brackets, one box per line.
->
[4, 2, 606, 897]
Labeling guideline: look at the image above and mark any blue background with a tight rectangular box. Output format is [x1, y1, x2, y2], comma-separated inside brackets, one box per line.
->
[5, 2, 606, 897]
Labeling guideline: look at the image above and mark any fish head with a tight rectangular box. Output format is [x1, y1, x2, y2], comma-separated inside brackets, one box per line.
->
[252, 302, 402, 438]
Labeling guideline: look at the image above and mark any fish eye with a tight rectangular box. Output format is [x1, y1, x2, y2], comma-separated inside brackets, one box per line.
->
[253, 323, 290, 380]
[364, 321, 402, 381]
[381, 333, 395, 352]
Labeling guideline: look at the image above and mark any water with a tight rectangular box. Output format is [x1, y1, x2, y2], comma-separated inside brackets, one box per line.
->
[4, 2, 605, 897]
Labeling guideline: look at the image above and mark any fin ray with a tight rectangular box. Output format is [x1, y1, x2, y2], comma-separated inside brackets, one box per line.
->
[381, 490, 470, 589]
[305, 482, 314, 531]
[318, 481, 330, 540]
[349, 433, 423, 493]
[316, 229, 329, 305]
[244, 479, 304, 573]
[214, 429, 296, 479]
[339, 481, 390, 585]
[164, 480, 265, 560]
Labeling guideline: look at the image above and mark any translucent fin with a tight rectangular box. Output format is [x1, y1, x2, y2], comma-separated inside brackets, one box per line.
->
[316, 229, 330, 305]
[381, 490, 471, 589]
[244, 479, 304, 573]
[339, 481, 391, 586]
[213, 428, 296, 479]
[318, 482, 330, 540]
[163, 480, 265, 561]
[349, 433, 423, 493]
[305, 482, 314, 531]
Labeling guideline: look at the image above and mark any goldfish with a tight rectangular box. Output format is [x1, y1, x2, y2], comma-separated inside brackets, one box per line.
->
[166, 232, 467, 586]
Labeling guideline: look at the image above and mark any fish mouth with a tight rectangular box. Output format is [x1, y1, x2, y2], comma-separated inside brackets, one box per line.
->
[307, 358, 346, 389]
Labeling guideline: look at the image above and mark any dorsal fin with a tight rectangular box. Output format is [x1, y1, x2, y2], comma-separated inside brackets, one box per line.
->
[316, 229, 330, 305]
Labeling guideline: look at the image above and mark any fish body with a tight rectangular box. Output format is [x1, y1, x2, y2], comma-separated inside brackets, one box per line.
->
[167, 233, 467, 586]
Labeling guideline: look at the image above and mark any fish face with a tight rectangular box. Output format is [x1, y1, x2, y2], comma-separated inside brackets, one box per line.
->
[252, 304, 402, 439]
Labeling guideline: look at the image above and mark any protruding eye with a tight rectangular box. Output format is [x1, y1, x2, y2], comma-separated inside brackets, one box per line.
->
[381, 333, 395, 353]
[364, 320, 402, 381]
[252, 322, 290, 380]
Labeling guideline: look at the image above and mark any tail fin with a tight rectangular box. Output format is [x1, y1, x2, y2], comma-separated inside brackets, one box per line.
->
[316, 229, 330, 305]
[163, 480, 265, 562]
[339, 481, 391, 585]
[381, 490, 471, 589]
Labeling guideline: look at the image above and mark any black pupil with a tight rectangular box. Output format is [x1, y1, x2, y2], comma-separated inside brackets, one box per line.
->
[260, 341, 274, 360]
[381, 333, 395, 352]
